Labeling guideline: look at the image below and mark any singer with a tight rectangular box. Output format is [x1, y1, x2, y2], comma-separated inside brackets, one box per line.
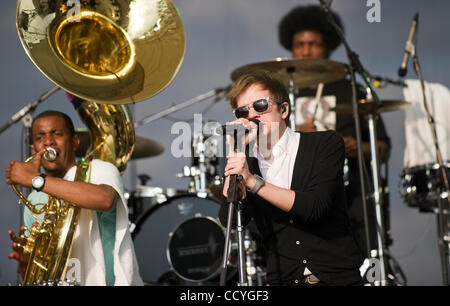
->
[219, 71, 363, 286]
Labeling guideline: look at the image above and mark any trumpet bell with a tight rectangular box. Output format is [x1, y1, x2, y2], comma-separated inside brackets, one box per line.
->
[16, 0, 185, 105]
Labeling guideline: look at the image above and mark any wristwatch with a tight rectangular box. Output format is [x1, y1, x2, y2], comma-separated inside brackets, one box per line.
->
[248, 174, 264, 194]
[31, 173, 47, 192]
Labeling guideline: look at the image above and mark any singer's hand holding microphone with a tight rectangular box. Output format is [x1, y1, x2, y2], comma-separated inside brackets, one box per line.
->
[222, 118, 261, 198]
[219, 118, 261, 151]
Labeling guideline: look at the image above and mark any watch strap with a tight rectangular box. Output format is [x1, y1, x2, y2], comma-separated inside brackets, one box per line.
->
[248, 174, 264, 194]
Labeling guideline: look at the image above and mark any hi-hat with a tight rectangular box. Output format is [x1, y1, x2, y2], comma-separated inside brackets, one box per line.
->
[231, 58, 347, 88]
[75, 130, 164, 159]
[331, 99, 411, 115]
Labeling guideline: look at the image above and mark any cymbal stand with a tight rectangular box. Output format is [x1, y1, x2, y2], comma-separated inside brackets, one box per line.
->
[366, 109, 388, 286]
[191, 131, 208, 198]
[287, 67, 297, 129]
[318, 0, 389, 285]
[411, 43, 450, 286]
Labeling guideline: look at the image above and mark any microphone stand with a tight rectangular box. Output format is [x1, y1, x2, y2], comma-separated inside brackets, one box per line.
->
[318, 0, 389, 285]
[411, 45, 450, 286]
[220, 127, 248, 286]
[134, 86, 229, 129]
[0, 85, 60, 135]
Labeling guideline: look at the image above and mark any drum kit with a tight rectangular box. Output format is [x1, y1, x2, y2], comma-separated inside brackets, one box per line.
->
[82, 54, 444, 286]
[63, 29, 445, 283]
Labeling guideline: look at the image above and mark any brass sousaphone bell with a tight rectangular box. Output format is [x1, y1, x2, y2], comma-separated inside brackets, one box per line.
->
[16, 0, 185, 105]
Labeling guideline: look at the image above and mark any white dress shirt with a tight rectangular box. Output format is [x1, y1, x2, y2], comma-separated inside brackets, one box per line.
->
[252, 127, 300, 189]
[251, 127, 313, 276]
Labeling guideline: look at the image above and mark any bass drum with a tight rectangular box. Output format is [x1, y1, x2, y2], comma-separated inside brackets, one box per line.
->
[131, 194, 229, 285]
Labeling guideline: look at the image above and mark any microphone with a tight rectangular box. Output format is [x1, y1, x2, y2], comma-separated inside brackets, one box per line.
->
[398, 13, 419, 77]
[216, 118, 261, 134]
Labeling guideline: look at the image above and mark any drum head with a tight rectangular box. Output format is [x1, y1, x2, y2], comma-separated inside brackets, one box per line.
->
[132, 194, 221, 285]
[168, 217, 225, 282]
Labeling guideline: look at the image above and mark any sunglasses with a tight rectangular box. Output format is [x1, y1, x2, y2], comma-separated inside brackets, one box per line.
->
[233, 97, 273, 119]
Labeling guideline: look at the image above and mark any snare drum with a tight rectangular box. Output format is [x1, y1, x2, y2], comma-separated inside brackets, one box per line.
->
[400, 162, 450, 212]
[131, 194, 228, 285]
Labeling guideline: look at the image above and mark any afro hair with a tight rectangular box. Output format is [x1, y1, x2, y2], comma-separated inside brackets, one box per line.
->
[278, 5, 344, 54]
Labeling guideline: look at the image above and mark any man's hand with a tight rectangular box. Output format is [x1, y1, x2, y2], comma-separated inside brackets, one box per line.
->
[343, 136, 358, 159]
[5, 150, 43, 188]
[8, 226, 30, 278]
[222, 149, 251, 199]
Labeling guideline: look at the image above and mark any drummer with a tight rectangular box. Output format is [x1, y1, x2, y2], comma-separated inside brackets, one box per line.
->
[278, 5, 391, 257]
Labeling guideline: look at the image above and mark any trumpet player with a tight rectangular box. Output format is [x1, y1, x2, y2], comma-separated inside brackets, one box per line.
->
[6, 111, 142, 286]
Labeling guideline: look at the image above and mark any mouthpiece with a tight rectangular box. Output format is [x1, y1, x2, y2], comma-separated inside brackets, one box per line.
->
[43, 147, 57, 161]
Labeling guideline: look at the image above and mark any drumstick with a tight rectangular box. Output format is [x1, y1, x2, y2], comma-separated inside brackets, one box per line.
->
[312, 82, 324, 120]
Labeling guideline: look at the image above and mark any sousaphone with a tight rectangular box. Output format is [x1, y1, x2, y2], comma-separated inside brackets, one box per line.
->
[16, 0, 185, 104]
[14, 0, 185, 285]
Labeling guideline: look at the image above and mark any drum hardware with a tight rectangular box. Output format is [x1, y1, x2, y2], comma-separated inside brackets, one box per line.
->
[244, 228, 266, 286]
[343, 158, 350, 187]
[176, 129, 222, 199]
[319, 0, 406, 286]
[360, 87, 408, 286]
[408, 35, 450, 285]
[368, 74, 407, 89]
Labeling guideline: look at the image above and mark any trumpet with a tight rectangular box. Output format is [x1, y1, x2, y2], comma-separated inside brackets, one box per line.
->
[11, 147, 57, 214]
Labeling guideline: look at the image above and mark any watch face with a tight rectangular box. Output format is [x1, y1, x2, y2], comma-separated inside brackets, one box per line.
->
[32, 176, 44, 189]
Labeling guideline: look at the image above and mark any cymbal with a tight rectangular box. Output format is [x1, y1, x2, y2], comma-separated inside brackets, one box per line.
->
[75, 130, 164, 159]
[231, 58, 347, 88]
[331, 99, 411, 115]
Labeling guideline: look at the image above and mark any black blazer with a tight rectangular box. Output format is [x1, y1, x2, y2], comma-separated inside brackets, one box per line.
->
[219, 130, 363, 285]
